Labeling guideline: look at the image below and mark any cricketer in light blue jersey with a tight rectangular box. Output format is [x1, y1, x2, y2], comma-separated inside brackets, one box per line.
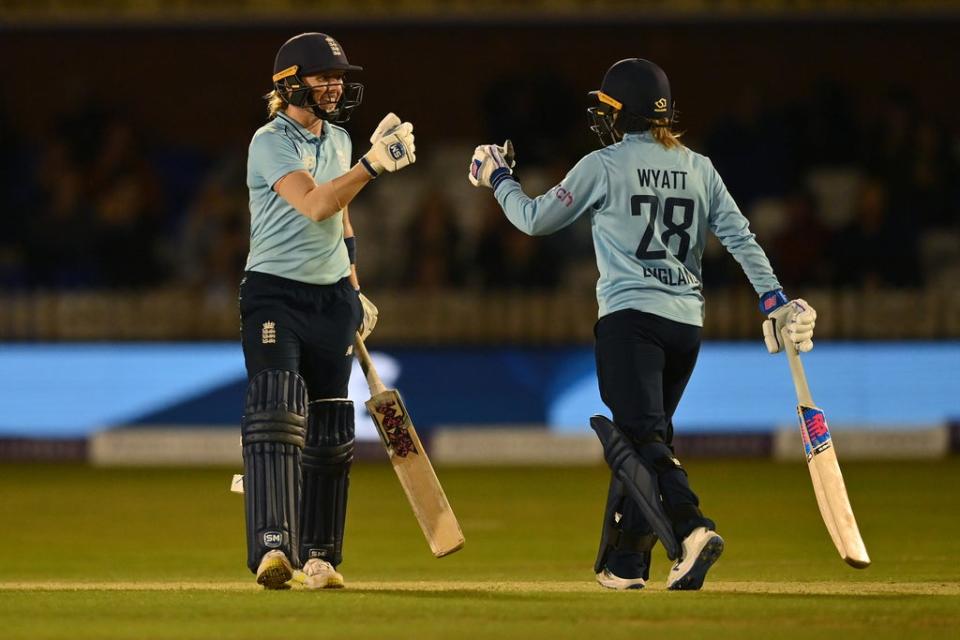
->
[238, 32, 418, 591]
[469, 57, 818, 594]
[493, 132, 781, 326]
[246, 112, 353, 285]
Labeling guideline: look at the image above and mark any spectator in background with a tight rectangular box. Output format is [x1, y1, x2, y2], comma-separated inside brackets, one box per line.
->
[176, 162, 249, 300]
[88, 120, 165, 287]
[705, 88, 787, 208]
[773, 191, 832, 287]
[401, 188, 466, 289]
[833, 178, 920, 288]
[909, 121, 957, 230]
[862, 90, 914, 217]
[24, 139, 99, 287]
[473, 198, 560, 290]
[0, 100, 31, 286]
[794, 79, 860, 167]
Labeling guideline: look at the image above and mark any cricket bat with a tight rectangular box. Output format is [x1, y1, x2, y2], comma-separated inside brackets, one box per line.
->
[354, 333, 465, 558]
[782, 330, 870, 568]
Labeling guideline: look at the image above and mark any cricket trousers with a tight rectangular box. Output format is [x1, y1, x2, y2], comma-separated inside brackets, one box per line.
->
[239, 270, 361, 399]
[594, 309, 714, 542]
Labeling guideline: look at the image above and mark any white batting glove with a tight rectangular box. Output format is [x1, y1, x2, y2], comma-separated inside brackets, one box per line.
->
[369, 112, 401, 144]
[762, 295, 817, 353]
[357, 292, 378, 340]
[360, 113, 416, 177]
[468, 139, 516, 189]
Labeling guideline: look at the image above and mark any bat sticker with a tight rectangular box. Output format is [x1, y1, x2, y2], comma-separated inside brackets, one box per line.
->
[372, 398, 418, 457]
[798, 405, 832, 455]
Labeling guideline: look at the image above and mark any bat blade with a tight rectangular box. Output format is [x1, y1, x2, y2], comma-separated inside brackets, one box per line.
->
[798, 404, 871, 568]
[366, 388, 464, 558]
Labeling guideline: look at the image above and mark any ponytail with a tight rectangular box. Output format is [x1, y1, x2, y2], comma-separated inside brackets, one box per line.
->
[265, 90, 287, 118]
[649, 118, 684, 149]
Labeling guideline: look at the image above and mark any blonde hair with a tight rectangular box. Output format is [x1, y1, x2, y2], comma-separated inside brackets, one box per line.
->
[649, 118, 684, 149]
[266, 90, 287, 118]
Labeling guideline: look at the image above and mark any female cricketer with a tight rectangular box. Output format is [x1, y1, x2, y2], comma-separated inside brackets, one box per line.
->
[240, 32, 416, 590]
[468, 58, 817, 591]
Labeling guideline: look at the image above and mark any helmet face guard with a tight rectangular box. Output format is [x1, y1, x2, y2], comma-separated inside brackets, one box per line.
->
[587, 90, 623, 147]
[273, 65, 364, 124]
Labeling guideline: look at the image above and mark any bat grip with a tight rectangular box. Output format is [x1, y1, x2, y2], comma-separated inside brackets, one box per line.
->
[782, 327, 814, 406]
[354, 332, 387, 396]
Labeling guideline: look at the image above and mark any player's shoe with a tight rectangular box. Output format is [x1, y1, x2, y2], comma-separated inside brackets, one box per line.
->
[256, 549, 293, 590]
[595, 567, 646, 590]
[666, 526, 724, 591]
[297, 558, 345, 590]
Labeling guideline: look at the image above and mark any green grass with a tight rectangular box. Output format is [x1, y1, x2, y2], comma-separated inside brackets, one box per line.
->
[1, 459, 959, 639]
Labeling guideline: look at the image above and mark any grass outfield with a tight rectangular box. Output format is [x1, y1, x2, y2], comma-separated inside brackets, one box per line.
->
[1, 459, 958, 639]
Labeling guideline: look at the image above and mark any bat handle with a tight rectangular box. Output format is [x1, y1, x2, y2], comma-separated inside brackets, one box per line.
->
[354, 332, 387, 396]
[782, 327, 814, 406]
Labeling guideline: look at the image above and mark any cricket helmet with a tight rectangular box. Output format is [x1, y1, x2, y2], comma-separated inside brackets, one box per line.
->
[272, 32, 364, 123]
[588, 58, 674, 146]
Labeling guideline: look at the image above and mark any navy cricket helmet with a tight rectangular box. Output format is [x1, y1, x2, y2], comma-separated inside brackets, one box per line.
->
[587, 58, 674, 146]
[272, 32, 364, 123]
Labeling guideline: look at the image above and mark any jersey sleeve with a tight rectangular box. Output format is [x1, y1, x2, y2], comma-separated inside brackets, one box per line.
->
[493, 153, 607, 236]
[705, 159, 781, 295]
[249, 131, 305, 190]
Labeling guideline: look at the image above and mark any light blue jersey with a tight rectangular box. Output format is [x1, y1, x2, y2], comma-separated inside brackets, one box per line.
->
[494, 132, 780, 326]
[245, 112, 353, 285]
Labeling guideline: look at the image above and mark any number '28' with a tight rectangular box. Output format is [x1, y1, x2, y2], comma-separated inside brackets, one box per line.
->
[630, 195, 695, 263]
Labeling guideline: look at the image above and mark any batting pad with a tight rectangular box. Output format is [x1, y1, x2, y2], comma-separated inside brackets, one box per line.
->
[300, 399, 355, 567]
[241, 369, 307, 572]
[590, 415, 681, 560]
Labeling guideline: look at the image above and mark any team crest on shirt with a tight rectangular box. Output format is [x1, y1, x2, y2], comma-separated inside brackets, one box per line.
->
[304, 156, 317, 172]
[262, 321, 277, 344]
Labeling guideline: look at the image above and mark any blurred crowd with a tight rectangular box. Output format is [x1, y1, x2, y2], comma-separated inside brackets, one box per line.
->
[2, 78, 958, 299]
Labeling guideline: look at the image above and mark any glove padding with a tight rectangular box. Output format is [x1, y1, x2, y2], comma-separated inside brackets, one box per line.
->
[763, 298, 817, 353]
[369, 113, 401, 144]
[358, 292, 378, 340]
[362, 113, 416, 176]
[468, 140, 515, 189]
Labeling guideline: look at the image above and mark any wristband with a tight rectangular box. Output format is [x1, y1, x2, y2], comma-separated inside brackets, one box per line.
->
[359, 157, 379, 178]
[759, 289, 789, 314]
[490, 167, 517, 191]
[344, 236, 357, 265]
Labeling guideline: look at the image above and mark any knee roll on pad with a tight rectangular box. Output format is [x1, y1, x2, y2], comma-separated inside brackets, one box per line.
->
[301, 399, 354, 567]
[241, 369, 307, 572]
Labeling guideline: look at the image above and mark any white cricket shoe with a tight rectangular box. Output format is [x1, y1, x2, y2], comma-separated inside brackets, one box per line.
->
[596, 568, 646, 590]
[666, 527, 724, 591]
[298, 558, 345, 590]
[256, 549, 293, 590]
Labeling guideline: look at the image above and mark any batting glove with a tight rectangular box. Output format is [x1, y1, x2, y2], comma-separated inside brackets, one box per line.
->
[360, 113, 416, 177]
[357, 291, 379, 340]
[760, 290, 817, 353]
[369, 112, 401, 144]
[468, 139, 516, 189]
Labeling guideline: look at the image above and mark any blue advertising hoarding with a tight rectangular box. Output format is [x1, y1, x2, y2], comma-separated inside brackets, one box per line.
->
[0, 342, 957, 439]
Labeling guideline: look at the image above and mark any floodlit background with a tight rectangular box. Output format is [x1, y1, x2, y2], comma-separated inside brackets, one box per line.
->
[0, 1, 958, 461]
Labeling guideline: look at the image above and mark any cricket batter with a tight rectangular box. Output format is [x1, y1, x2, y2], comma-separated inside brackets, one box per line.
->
[469, 59, 817, 590]
[240, 32, 415, 590]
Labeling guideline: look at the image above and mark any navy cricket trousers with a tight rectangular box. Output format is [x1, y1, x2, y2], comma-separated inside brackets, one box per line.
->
[594, 309, 713, 540]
